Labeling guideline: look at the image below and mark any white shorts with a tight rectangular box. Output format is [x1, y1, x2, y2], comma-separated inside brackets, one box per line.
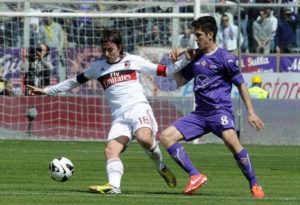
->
[107, 103, 158, 142]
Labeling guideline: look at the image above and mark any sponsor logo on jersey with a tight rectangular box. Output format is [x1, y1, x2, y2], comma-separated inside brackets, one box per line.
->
[98, 70, 137, 90]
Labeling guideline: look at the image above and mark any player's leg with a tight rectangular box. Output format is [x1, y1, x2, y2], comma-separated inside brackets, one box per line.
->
[89, 118, 132, 194]
[222, 129, 265, 198]
[135, 127, 164, 169]
[89, 137, 128, 194]
[210, 110, 265, 198]
[160, 113, 208, 195]
[132, 104, 176, 187]
[135, 127, 176, 187]
[160, 126, 200, 176]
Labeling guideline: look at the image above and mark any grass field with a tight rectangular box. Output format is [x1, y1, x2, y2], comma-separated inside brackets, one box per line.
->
[0, 140, 299, 205]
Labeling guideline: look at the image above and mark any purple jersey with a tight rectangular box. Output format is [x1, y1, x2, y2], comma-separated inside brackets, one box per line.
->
[181, 47, 244, 112]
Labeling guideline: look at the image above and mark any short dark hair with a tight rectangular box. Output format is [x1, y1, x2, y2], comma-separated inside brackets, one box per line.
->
[101, 29, 123, 45]
[101, 28, 124, 54]
[192, 16, 218, 42]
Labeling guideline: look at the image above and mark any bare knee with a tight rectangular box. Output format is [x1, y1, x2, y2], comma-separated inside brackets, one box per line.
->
[222, 129, 243, 154]
[105, 137, 129, 159]
[135, 127, 153, 150]
[160, 126, 182, 148]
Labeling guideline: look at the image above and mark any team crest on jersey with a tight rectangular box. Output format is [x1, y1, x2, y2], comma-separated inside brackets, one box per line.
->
[194, 74, 209, 91]
[124, 60, 131, 69]
[201, 60, 206, 66]
[208, 64, 217, 69]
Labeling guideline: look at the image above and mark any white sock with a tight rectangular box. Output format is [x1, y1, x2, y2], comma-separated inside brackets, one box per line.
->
[144, 139, 165, 170]
[106, 158, 124, 188]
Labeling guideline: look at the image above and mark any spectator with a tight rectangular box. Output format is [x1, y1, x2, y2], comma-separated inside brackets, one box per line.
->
[215, 0, 237, 17]
[275, 8, 299, 53]
[217, 14, 243, 53]
[248, 75, 269, 99]
[0, 68, 13, 96]
[252, 9, 273, 54]
[165, 21, 173, 46]
[0, 17, 10, 47]
[265, 7, 278, 53]
[177, 25, 196, 48]
[245, 1, 260, 53]
[20, 43, 53, 95]
[61, 17, 80, 48]
[40, 16, 65, 82]
[240, 4, 249, 53]
[145, 23, 166, 46]
[29, 8, 42, 47]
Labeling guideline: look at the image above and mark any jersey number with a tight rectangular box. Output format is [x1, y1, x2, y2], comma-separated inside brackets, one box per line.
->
[138, 116, 150, 125]
[221, 115, 228, 125]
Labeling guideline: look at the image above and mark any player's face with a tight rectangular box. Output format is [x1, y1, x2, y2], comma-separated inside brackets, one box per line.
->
[101, 42, 122, 63]
[194, 28, 213, 52]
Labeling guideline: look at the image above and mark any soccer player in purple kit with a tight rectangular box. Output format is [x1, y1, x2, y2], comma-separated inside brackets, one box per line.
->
[160, 16, 265, 198]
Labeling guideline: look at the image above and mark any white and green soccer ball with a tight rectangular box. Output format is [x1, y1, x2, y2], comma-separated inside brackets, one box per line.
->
[49, 157, 74, 182]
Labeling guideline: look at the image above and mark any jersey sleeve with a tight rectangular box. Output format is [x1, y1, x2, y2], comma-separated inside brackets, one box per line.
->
[223, 54, 245, 86]
[44, 77, 81, 95]
[44, 64, 96, 95]
[166, 55, 191, 77]
[83, 62, 99, 80]
[179, 61, 194, 82]
[133, 55, 167, 76]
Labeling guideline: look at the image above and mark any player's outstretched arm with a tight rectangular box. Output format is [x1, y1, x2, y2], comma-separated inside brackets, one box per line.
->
[26, 77, 83, 96]
[26, 85, 46, 95]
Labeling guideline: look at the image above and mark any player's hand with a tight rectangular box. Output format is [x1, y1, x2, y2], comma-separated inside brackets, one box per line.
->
[26, 85, 46, 95]
[248, 112, 265, 132]
[185, 49, 198, 60]
[170, 48, 198, 62]
[170, 49, 181, 62]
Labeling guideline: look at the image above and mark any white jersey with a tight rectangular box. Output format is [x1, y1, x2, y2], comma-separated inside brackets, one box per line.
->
[84, 53, 165, 117]
[44, 52, 190, 118]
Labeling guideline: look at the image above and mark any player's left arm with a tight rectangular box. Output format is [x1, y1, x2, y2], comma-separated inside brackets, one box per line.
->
[135, 54, 190, 77]
[224, 54, 264, 132]
[237, 83, 265, 132]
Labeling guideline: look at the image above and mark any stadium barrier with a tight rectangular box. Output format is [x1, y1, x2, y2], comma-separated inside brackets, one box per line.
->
[0, 96, 191, 140]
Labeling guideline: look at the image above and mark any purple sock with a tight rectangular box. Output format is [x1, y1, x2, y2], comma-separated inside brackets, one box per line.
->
[234, 149, 258, 188]
[167, 143, 200, 176]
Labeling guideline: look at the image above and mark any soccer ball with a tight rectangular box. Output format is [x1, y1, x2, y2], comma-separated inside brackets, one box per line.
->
[49, 157, 74, 182]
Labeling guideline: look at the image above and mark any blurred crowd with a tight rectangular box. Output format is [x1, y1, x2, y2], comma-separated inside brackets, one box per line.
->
[0, 1, 299, 54]
[0, 0, 299, 96]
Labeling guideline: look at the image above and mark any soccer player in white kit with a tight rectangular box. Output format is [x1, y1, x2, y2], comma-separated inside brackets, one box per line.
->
[27, 29, 189, 194]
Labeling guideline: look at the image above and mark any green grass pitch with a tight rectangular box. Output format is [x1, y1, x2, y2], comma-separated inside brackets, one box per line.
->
[0, 140, 299, 205]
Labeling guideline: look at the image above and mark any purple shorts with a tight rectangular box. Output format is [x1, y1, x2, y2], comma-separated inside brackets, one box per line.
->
[172, 109, 236, 141]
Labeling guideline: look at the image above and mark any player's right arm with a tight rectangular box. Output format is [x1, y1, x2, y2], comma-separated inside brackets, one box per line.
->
[26, 61, 100, 95]
[26, 73, 90, 95]
[170, 49, 197, 87]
